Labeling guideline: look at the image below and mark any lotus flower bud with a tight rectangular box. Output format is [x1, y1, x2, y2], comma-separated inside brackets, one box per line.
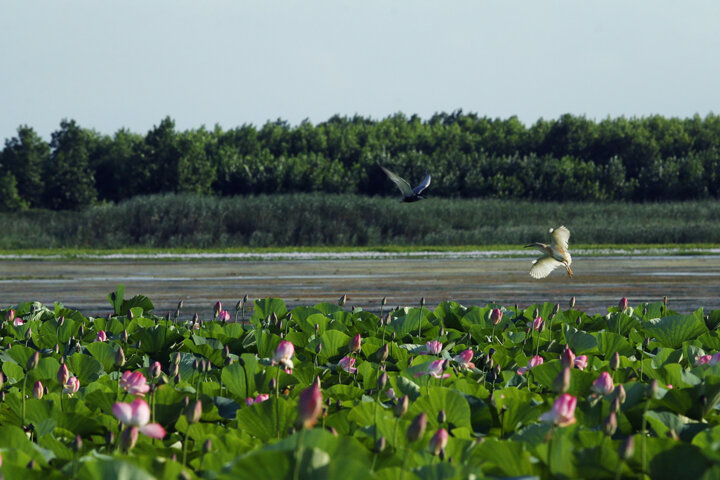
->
[377, 372, 388, 391]
[26, 351, 39, 371]
[25, 327, 33, 341]
[374, 436, 386, 453]
[611, 396, 621, 413]
[647, 379, 659, 399]
[591, 372, 615, 396]
[618, 297, 628, 311]
[552, 303, 560, 316]
[106, 431, 115, 446]
[193, 359, 199, 371]
[490, 308, 503, 326]
[203, 438, 212, 453]
[315, 343, 322, 354]
[407, 412, 427, 443]
[610, 352, 620, 370]
[620, 435, 634, 460]
[120, 426, 139, 451]
[297, 382, 323, 429]
[420, 297, 425, 308]
[57, 363, 70, 386]
[395, 395, 409, 418]
[54, 343, 60, 354]
[33, 380, 44, 399]
[429, 428, 449, 456]
[186, 400, 202, 424]
[115, 347, 126, 367]
[169, 362, 179, 377]
[553, 366, 571, 393]
[120, 330, 128, 343]
[6, 309, 15, 323]
[569, 296, 576, 309]
[391, 331, 396, 341]
[349, 334, 362, 354]
[150, 361, 162, 379]
[561, 346, 576, 369]
[437, 409, 446, 425]
[172, 352, 181, 364]
[235, 300, 242, 311]
[0, 372, 4, 390]
[378, 344, 389, 363]
[27, 459, 36, 469]
[73, 435, 83, 452]
[604, 412, 617, 436]
[269, 377, 276, 391]
[615, 384, 627, 404]
[57, 316, 64, 327]
[214, 301, 222, 318]
[667, 429, 679, 441]
[338, 294, 347, 306]
[663, 296, 668, 306]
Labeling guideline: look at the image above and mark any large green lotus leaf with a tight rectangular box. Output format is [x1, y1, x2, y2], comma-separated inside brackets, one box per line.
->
[35, 316, 77, 349]
[1, 343, 36, 369]
[78, 457, 155, 480]
[642, 437, 711, 480]
[26, 356, 62, 384]
[297, 312, 332, 337]
[705, 310, 720, 330]
[135, 325, 182, 355]
[108, 285, 125, 315]
[374, 467, 420, 480]
[266, 428, 371, 466]
[407, 386, 471, 429]
[2, 361, 24, 384]
[254, 329, 282, 359]
[394, 375, 422, 401]
[388, 308, 434, 340]
[471, 438, 538, 477]
[66, 352, 103, 385]
[330, 310, 353, 332]
[0, 424, 52, 466]
[236, 396, 295, 441]
[326, 383, 364, 401]
[492, 387, 544, 434]
[563, 325, 599, 354]
[651, 347, 684, 368]
[698, 331, 720, 352]
[85, 341, 118, 373]
[642, 312, 708, 349]
[312, 302, 342, 315]
[251, 298, 288, 324]
[414, 463, 464, 480]
[594, 331, 636, 358]
[532, 425, 578, 479]
[312, 330, 351, 361]
[605, 311, 640, 336]
[433, 300, 466, 331]
[221, 354, 258, 401]
[459, 306, 491, 329]
[290, 305, 324, 325]
[645, 410, 710, 441]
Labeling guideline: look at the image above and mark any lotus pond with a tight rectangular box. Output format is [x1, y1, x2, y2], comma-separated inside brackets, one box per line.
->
[2, 287, 720, 479]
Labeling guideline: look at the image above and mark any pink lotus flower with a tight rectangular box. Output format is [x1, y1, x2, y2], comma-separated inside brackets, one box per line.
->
[517, 355, 544, 375]
[94, 330, 107, 342]
[619, 297, 628, 311]
[453, 349, 475, 369]
[272, 340, 295, 370]
[429, 428, 449, 456]
[338, 356, 357, 374]
[667, 384, 673, 389]
[696, 354, 713, 366]
[63, 376, 80, 396]
[13, 317, 24, 327]
[415, 359, 451, 379]
[424, 340, 443, 355]
[533, 316, 544, 331]
[5, 309, 15, 323]
[490, 308, 503, 325]
[33, 380, 44, 399]
[539, 393, 577, 427]
[120, 371, 150, 396]
[297, 382, 323, 429]
[150, 361, 162, 379]
[591, 371, 614, 395]
[217, 310, 231, 323]
[574, 355, 588, 370]
[245, 393, 270, 406]
[561, 346, 575, 369]
[349, 334, 362, 354]
[112, 398, 166, 439]
[57, 364, 70, 386]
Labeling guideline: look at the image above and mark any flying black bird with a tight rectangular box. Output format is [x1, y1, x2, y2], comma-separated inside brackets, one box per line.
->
[525, 226, 573, 278]
[380, 166, 431, 202]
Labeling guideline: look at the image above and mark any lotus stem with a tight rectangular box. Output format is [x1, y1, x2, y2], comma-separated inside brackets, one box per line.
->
[275, 366, 282, 439]
[293, 427, 305, 480]
[182, 425, 190, 466]
[21, 374, 27, 426]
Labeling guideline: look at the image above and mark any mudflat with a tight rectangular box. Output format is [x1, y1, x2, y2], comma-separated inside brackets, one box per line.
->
[1, 255, 718, 317]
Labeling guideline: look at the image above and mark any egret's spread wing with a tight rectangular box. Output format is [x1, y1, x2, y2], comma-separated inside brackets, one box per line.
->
[380, 166, 414, 197]
[551, 226, 571, 251]
[412, 173, 431, 195]
[529, 255, 563, 279]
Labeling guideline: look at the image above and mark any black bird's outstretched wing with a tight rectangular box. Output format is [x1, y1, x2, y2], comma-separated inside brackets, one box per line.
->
[380, 166, 414, 198]
[412, 173, 431, 195]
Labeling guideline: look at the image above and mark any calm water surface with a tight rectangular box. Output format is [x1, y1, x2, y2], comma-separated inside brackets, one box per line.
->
[1, 255, 718, 317]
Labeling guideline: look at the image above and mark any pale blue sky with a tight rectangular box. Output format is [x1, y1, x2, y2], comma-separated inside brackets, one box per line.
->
[1, 1, 719, 142]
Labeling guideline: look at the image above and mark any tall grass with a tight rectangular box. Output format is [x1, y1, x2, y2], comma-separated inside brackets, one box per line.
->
[1, 193, 719, 249]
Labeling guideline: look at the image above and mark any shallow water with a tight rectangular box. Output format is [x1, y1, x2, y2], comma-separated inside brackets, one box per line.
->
[0, 255, 718, 317]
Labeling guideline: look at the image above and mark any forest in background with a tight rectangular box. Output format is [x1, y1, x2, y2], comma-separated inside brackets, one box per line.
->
[1, 111, 720, 212]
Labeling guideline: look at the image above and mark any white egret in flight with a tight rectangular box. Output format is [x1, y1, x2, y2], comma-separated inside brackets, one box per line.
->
[380, 166, 431, 202]
[525, 226, 573, 278]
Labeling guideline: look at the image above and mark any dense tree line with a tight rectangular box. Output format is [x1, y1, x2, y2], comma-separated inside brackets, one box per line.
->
[1, 112, 720, 211]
